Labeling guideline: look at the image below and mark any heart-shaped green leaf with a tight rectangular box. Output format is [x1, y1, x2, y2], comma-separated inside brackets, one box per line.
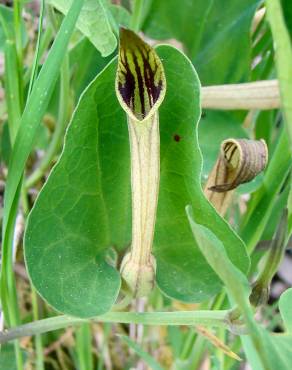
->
[25, 58, 130, 318]
[154, 46, 249, 302]
[25, 45, 249, 318]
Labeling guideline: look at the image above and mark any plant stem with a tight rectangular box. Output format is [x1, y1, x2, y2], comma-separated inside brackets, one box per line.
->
[250, 209, 288, 306]
[23, 26, 54, 86]
[187, 292, 228, 367]
[0, 310, 233, 345]
[266, 0, 292, 151]
[1, 8, 25, 370]
[0, 7, 22, 142]
[19, 6, 45, 369]
[27, 0, 45, 98]
[13, 0, 24, 109]
[180, 329, 196, 360]
[3, 39, 21, 141]
[21, 0, 44, 213]
[189, 335, 206, 369]
[75, 324, 93, 370]
[0, 184, 23, 370]
[257, 210, 288, 285]
[131, 0, 144, 32]
[31, 289, 44, 370]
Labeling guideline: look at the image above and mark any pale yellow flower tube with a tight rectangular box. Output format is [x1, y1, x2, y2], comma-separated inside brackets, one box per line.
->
[115, 28, 166, 297]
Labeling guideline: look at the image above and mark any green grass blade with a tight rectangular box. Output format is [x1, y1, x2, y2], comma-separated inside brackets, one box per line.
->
[25, 53, 70, 188]
[2, 0, 84, 238]
[0, 5, 22, 144]
[3, 39, 21, 143]
[266, 0, 292, 151]
[119, 334, 164, 370]
[0, 0, 84, 342]
[27, 0, 45, 98]
[75, 324, 94, 370]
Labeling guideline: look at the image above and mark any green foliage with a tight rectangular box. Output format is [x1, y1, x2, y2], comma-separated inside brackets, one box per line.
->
[0, 4, 27, 48]
[0, 3, 85, 367]
[75, 324, 94, 370]
[0, 4, 14, 44]
[25, 45, 249, 317]
[186, 205, 251, 308]
[154, 47, 249, 302]
[2, 0, 85, 240]
[1, 0, 292, 369]
[142, 0, 260, 84]
[266, 0, 292, 150]
[47, 0, 117, 56]
[282, 0, 292, 39]
[119, 335, 164, 370]
[0, 345, 27, 370]
[279, 288, 292, 333]
[25, 58, 125, 317]
[187, 206, 292, 370]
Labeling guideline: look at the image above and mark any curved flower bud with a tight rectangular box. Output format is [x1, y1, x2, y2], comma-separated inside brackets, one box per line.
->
[204, 138, 268, 216]
[250, 209, 288, 307]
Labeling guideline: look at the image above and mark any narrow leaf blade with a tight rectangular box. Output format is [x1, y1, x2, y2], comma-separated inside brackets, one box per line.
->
[119, 335, 164, 370]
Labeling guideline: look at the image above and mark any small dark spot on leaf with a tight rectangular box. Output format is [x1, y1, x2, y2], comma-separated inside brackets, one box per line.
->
[173, 134, 181, 142]
[201, 111, 206, 119]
